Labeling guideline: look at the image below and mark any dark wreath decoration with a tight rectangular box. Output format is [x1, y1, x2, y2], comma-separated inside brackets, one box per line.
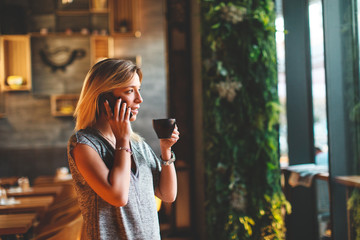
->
[39, 46, 86, 72]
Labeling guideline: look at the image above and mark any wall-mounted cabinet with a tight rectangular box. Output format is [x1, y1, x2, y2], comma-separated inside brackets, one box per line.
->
[0, 35, 32, 91]
[109, 0, 141, 37]
[90, 35, 114, 65]
[51, 94, 79, 117]
[29, 0, 109, 35]
[27, 0, 141, 38]
[1, 0, 141, 38]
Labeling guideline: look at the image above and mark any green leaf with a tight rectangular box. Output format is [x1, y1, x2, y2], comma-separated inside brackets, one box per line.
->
[211, 23, 221, 29]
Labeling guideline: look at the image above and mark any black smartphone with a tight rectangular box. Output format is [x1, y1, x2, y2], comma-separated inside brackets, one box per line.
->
[100, 93, 133, 118]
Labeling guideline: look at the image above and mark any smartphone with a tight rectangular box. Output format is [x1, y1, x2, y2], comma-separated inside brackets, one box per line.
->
[100, 93, 133, 118]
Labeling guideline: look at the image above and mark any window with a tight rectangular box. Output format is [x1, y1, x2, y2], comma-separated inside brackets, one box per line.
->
[309, 0, 328, 156]
[276, 1, 288, 167]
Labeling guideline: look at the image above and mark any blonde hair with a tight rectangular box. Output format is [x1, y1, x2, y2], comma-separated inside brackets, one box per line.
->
[74, 58, 143, 141]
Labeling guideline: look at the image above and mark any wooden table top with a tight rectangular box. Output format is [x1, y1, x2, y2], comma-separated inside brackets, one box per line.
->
[281, 164, 329, 181]
[0, 177, 19, 188]
[0, 196, 54, 214]
[33, 175, 72, 186]
[335, 176, 360, 188]
[0, 213, 37, 235]
[315, 172, 329, 181]
[6, 185, 63, 198]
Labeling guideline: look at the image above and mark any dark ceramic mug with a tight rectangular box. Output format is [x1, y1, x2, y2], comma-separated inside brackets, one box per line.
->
[152, 118, 176, 139]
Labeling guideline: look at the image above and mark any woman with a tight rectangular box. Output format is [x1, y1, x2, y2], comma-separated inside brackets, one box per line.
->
[67, 58, 179, 240]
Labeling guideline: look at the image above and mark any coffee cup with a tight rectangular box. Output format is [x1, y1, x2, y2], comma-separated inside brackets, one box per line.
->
[152, 118, 176, 139]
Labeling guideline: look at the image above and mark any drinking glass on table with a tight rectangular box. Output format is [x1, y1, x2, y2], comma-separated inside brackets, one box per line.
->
[18, 177, 30, 191]
[0, 187, 7, 204]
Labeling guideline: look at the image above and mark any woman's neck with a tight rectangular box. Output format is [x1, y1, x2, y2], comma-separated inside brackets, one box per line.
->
[92, 113, 133, 144]
[93, 115, 114, 141]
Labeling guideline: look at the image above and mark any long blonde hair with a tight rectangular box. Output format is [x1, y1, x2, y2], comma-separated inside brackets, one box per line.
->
[74, 58, 143, 141]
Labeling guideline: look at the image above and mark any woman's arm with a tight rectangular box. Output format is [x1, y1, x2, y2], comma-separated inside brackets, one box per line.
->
[73, 100, 133, 207]
[72, 141, 132, 207]
[155, 126, 180, 202]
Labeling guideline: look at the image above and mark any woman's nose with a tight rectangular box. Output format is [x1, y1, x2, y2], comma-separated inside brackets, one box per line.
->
[136, 92, 143, 103]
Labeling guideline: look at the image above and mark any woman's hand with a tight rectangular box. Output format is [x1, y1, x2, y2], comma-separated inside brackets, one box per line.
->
[156, 125, 179, 202]
[104, 99, 132, 145]
[159, 125, 180, 152]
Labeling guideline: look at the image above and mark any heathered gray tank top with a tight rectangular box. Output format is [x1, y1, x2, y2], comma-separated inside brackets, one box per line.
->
[67, 128, 162, 240]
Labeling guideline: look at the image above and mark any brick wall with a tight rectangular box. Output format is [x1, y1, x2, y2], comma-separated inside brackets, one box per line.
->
[0, 0, 167, 178]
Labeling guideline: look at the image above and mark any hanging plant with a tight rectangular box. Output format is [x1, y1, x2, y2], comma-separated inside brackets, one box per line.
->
[201, 0, 290, 239]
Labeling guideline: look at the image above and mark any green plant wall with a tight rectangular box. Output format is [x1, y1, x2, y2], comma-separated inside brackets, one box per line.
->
[201, 0, 290, 239]
[348, 189, 360, 240]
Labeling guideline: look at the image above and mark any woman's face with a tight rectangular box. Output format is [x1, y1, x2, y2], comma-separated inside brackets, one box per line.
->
[112, 73, 143, 121]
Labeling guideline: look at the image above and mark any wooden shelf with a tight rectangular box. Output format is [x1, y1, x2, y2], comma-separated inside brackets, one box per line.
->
[29, 32, 93, 37]
[109, 0, 141, 37]
[27, 0, 141, 37]
[89, 0, 108, 12]
[90, 35, 114, 65]
[51, 94, 79, 117]
[89, 9, 109, 14]
[56, 9, 109, 15]
[0, 35, 32, 92]
[29, 0, 110, 34]
[56, 10, 91, 16]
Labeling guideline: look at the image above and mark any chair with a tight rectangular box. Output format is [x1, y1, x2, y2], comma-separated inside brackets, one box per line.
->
[33, 212, 83, 240]
[33, 180, 81, 236]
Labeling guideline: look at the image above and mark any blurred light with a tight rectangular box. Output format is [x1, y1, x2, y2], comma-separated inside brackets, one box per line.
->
[62, 0, 73, 4]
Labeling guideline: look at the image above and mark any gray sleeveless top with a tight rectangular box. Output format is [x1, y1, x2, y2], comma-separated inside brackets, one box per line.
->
[67, 128, 162, 240]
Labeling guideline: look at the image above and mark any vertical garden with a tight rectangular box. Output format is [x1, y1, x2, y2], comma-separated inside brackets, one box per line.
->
[201, 0, 290, 239]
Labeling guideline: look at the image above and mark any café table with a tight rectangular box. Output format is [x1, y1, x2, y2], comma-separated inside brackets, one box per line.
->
[335, 175, 360, 188]
[281, 164, 329, 186]
[0, 196, 54, 215]
[0, 177, 18, 188]
[6, 185, 63, 198]
[0, 213, 36, 236]
[33, 175, 72, 186]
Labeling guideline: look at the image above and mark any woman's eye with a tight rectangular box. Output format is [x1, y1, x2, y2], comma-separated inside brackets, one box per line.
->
[126, 89, 134, 94]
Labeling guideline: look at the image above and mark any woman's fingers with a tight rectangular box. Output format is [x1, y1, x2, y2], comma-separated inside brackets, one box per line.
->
[119, 102, 127, 120]
[162, 127, 179, 146]
[105, 98, 129, 122]
[173, 125, 179, 138]
[104, 100, 113, 119]
[124, 107, 131, 120]
[173, 131, 180, 138]
[112, 99, 130, 122]
[113, 98, 122, 121]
